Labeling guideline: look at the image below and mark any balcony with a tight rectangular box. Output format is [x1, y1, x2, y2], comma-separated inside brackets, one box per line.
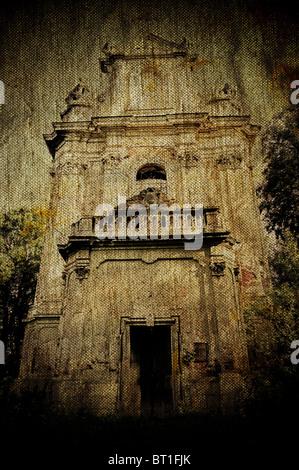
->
[58, 207, 229, 260]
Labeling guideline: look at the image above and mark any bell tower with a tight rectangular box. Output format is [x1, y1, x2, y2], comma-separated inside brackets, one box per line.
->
[16, 34, 269, 416]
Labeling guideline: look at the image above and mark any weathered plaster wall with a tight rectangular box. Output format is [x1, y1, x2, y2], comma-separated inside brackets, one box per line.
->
[0, 0, 298, 211]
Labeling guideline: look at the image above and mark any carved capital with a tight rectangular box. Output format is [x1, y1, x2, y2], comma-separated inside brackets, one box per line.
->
[210, 261, 226, 276]
[56, 161, 79, 175]
[178, 152, 199, 167]
[216, 153, 242, 170]
[101, 154, 128, 168]
[216, 83, 237, 100]
[75, 266, 90, 281]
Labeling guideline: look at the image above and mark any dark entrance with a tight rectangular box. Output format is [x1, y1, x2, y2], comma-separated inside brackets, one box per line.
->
[130, 325, 172, 417]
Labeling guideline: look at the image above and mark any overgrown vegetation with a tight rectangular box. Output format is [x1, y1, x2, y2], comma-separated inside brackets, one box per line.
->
[0, 207, 52, 387]
[243, 106, 299, 418]
[257, 106, 299, 240]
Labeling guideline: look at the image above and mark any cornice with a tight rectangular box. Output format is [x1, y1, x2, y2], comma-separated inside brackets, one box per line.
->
[43, 112, 260, 158]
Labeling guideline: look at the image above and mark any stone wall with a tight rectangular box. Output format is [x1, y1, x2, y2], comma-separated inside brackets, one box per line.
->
[15, 33, 270, 416]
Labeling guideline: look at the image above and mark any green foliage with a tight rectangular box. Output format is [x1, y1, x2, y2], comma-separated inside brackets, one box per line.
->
[247, 106, 299, 412]
[244, 234, 299, 364]
[244, 105, 299, 419]
[258, 106, 299, 239]
[0, 207, 51, 383]
[243, 233, 299, 418]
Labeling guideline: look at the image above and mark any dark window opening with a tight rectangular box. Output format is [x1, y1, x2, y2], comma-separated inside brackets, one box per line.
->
[136, 164, 166, 181]
[194, 342, 208, 363]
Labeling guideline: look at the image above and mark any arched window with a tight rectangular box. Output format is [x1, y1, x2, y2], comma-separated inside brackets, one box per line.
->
[136, 164, 166, 181]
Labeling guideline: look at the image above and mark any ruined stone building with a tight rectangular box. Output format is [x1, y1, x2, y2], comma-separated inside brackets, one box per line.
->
[16, 34, 269, 416]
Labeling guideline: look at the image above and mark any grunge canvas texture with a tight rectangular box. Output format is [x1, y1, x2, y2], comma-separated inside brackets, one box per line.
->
[0, 0, 298, 466]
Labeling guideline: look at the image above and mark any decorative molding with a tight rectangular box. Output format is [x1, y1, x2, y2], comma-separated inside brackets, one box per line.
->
[216, 83, 237, 100]
[216, 153, 242, 170]
[56, 161, 80, 175]
[100, 34, 188, 73]
[210, 260, 226, 276]
[55, 161, 89, 175]
[64, 79, 90, 107]
[125, 187, 175, 208]
[101, 154, 127, 167]
[242, 122, 261, 136]
[196, 120, 217, 133]
[75, 266, 90, 282]
[178, 151, 200, 167]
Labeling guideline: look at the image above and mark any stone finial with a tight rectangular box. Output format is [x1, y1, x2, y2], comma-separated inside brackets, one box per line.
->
[217, 83, 237, 100]
[102, 42, 114, 57]
[65, 78, 90, 106]
[210, 83, 241, 116]
[61, 79, 91, 121]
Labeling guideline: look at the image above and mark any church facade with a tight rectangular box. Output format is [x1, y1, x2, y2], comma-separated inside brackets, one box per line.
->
[16, 34, 269, 416]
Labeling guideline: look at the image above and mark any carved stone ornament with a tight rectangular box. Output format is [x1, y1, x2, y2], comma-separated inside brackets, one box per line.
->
[209, 83, 242, 115]
[210, 261, 226, 276]
[65, 79, 90, 106]
[216, 153, 242, 170]
[101, 155, 124, 167]
[178, 152, 199, 167]
[56, 161, 80, 175]
[217, 83, 237, 100]
[125, 187, 175, 209]
[75, 266, 90, 281]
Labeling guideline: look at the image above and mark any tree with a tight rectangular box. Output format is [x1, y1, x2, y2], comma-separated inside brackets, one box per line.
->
[245, 234, 299, 360]
[242, 233, 299, 422]
[257, 106, 299, 240]
[243, 107, 299, 418]
[0, 207, 52, 385]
